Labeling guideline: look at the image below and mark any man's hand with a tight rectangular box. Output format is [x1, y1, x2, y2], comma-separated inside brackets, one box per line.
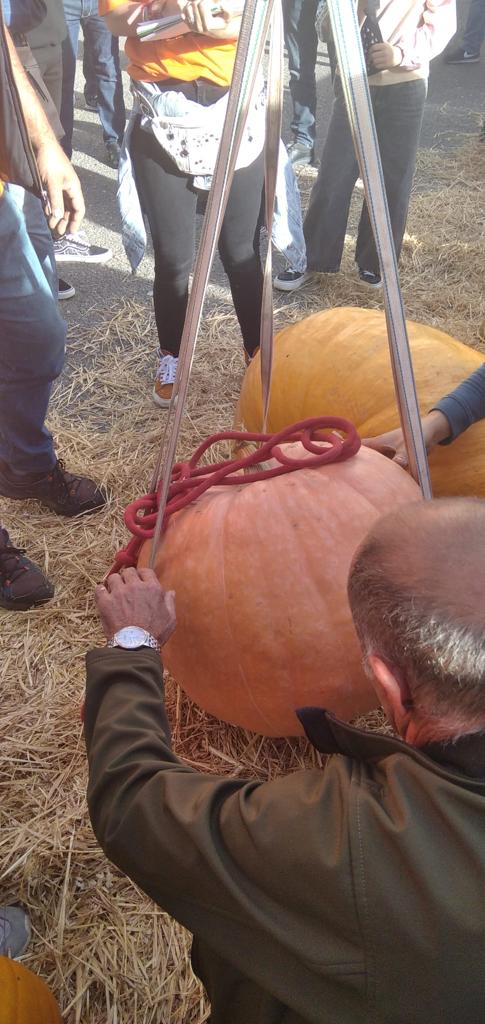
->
[369, 42, 403, 71]
[35, 140, 85, 236]
[363, 409, 451, 469]
[95, 568, 176, 644]
[178, 0, 241, 38]
[5, 26, 85, 234]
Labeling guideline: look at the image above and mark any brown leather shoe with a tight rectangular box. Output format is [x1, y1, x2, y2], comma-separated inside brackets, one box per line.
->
[0, 528, 54, 610]
[0, 460, 107, 517]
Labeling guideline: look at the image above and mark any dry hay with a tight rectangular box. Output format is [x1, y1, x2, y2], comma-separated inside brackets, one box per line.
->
[0, 138, 484, 1023]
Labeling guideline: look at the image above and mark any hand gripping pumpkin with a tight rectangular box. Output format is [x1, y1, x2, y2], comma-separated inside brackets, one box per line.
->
[138, 433, 420, 736]
[0, 957, 62, 1024]
[234, 307, 485, 498]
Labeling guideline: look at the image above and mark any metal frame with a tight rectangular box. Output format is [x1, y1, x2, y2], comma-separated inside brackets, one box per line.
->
[147, 0, 432, 569]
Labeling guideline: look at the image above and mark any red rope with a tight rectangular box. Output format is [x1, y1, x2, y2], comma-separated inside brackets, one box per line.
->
[110, 417, 360, 574]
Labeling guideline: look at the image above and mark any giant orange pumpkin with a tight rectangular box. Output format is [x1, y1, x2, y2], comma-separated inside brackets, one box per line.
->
[0, 957, 62, 1024]
[139, 442, 420, 736]
[235, 307, 485, 497]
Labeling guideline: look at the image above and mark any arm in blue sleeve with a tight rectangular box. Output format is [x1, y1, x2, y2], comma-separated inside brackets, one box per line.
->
[2, 0, 46, 33]
[1, 0, 13, 27]
[432, 363, 485, 444]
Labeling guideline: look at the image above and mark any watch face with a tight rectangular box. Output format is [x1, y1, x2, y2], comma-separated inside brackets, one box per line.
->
[115, 626, 148, 649]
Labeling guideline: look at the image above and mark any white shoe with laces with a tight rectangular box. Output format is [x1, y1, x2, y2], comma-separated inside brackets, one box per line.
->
[153, 353, 179, 408]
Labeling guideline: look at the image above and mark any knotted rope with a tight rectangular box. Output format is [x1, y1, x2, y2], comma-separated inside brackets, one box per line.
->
[110, 417, 360, 574]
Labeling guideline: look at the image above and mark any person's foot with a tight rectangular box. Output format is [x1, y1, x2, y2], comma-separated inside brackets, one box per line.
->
[105, 140, 121, 169]
[273, 268, 312, 292]
[153, 354, 178, 408]
[445, 47, 480, 64]
[0, 460, 107, 517]
[84, 92, 99, 112]
[358, 268, 382, 289]
[0, 906, 31, 956]
[53, 231, 112, 264]
[0, 529, 54, 611]
[58, 278, 75, 301]
[287, 141, 315, 167]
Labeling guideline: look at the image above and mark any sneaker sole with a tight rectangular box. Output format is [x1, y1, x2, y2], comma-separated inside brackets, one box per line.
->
[55, 248, 113, 264]
[0, 588, 54, 611]
[446, 56, 480, 63]
[152, 386, 178, 409]
[358, 277, 383, 290]
[273, 273, 312, 292]
[58, 285, 76, 300]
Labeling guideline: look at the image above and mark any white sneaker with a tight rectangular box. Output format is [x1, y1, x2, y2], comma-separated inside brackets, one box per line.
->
[153, 353, 179, 408]
[273, 268, 312, 292]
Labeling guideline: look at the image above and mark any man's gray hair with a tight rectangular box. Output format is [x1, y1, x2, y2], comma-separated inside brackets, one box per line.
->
[348, 500, 485, 736]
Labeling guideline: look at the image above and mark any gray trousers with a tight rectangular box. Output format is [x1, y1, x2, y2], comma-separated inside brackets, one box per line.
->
[31, 42, 63, 114]
[304, 77, 427, 276]
[463, 0, 485, 53]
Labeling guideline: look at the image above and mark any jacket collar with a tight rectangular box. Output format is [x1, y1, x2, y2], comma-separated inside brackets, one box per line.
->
[297, 707, 485, 788]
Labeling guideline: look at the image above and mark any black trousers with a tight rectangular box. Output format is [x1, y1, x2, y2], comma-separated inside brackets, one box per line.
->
[304, 77, 427, 276]
[130, 79, 264, 358]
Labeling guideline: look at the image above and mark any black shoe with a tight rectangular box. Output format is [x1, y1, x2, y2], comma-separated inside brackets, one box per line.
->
[358, 267, 382, 289]
[58, 278, 75, 301]
[0, 459, 107, 517]
[444, 47, 480, 64]
[105, 139, 121, 169]
[84, 92, 99, 112]
[287, 141, 315, 167]
[0, 528, 54, 610]
[273, 268, 312, 292]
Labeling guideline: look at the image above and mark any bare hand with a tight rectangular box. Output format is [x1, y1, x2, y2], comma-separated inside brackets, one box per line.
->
[35, 140, 85, 236]
[369, 42, 402, 71]
[178, 0, 240, 37]
[95, 568, 176, 644]
[363, 410, 452, 469]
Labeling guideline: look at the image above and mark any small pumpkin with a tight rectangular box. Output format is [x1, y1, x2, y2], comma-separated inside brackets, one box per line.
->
[0, 957, 62, 1024]
[235, 307, 485, 497]
[139, 442, 420, 736]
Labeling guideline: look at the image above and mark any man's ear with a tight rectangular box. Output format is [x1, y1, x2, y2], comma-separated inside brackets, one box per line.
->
[367, 655, 413, 736]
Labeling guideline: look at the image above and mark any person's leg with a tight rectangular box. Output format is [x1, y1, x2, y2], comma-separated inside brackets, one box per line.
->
[130, 119, 197, 357]
[82, 37, 97, 102]
[463, 0, 485, 53]
[218, 149, 265, 358]
[283, 0, 302, 130]
[0, 189, 65, 475]
[303, 79, 359, 272]
[34, 42, 63, 114]
[293, 0, 318, 146]
[82, 3, 126, 148]
[283, 0, 318, 153]
[60, 0, 81, 157]
[355, 80, 427, 277]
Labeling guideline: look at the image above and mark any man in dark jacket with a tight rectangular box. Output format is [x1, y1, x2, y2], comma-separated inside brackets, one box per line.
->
[84, 497, 485, 1024]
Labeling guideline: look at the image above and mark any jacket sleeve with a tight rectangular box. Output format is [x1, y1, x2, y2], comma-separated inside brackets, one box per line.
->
[2, 0, 47, 34]
[395, 0, 456, 70]
[84, 649, 363, 985]
[432, 363, 485, 443]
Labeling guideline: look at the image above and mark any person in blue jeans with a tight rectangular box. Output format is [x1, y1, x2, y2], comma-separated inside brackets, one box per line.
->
[0, 20, 107, 609]
[445, 0, 485, 63]
[282, 0, 319, 166]
[60, 0, 126, 167]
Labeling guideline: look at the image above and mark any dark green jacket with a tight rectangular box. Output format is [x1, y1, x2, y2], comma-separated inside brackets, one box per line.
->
[84, 649, 485, 1024]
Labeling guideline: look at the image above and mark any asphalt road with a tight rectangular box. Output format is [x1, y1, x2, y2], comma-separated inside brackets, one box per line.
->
[63, 0, 484, 339]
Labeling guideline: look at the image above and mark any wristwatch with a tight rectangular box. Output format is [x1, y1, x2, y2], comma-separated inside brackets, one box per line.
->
[107, 626, 160, 651]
